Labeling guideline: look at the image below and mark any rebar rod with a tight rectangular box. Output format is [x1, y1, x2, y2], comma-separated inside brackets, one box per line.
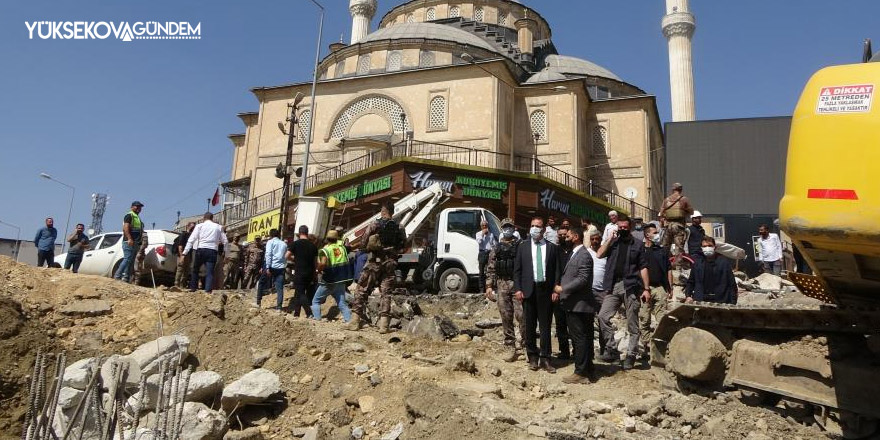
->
[62, 358, 101, 440]
[22, 349, 42, 440]
[126, 374, 147, 440]
[153, 360, 167, 434]
[172, 367, 192, 440]
[41, 352, 66, 440]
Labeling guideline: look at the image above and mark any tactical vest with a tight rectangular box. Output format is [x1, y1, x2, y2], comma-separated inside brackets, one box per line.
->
[320, 243, 352, 284]
[494, 240, 518, 279]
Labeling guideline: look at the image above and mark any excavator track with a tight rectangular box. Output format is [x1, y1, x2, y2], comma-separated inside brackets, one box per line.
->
[651, 301, 880, 438]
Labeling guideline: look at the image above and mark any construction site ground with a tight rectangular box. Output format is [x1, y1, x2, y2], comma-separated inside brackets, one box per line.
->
[0, 256, 848, 440]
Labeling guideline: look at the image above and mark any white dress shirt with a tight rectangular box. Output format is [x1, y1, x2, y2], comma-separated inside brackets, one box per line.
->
[530, 239, 548, 282]
[758, 233, 783, 262]
[183, 220, 228, 255]
[602, 222, 618, 244]
[588, 248, 608, 291]
[475, 229, 497, 252]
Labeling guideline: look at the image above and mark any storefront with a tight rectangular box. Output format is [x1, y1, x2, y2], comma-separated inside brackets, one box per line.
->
[296, 157, 618, 236]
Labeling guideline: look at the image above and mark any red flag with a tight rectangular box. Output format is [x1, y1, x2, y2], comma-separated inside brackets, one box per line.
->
[211, 188, 220, 206]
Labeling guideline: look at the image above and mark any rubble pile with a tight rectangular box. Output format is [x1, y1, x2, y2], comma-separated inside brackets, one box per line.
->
[0, 256, 834, 440]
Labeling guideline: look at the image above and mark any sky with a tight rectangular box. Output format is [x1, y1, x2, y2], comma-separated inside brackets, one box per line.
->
[1, 0, 878, 240]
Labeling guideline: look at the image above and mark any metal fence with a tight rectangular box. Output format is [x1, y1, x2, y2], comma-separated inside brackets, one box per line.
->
[217, 139, 656, 227]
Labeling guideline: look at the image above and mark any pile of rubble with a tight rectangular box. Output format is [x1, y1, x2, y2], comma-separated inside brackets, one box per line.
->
[735, 272, 796, 294]
[25, 334, 285, 440]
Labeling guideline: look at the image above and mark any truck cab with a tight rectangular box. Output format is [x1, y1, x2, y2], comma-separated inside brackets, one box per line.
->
[428, 207, 501, 293]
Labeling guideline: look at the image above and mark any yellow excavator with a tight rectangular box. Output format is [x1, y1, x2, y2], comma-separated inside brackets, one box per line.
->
[652, 40, 880, 438]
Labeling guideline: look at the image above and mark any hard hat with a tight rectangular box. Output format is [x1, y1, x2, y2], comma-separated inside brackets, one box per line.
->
[691, 211, 703, 218]
[326, 230, 339, 240]
[501, 218, 515, 227]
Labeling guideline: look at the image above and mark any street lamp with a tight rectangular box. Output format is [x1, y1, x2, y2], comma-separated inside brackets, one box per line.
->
[299, 0, 325, 198]
[39, 172, 75, 253]
[0, 220, 21, 262]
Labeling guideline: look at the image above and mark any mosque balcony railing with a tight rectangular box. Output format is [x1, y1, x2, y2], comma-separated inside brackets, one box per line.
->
[218, 139, 655, 229]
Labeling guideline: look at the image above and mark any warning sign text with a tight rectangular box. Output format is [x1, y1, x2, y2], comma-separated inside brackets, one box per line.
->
[816, 84, 874, 114]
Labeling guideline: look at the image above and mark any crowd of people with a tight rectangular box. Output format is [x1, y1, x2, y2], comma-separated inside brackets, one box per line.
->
[29, 185, 795, 383]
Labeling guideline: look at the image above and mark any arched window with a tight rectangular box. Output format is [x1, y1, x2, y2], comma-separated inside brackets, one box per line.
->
[530, 110, 547, 143]
[428, 96, 447, 129]
[474, 7, 484, 22]
[406, 13, 415, 23]
[449, 5, 460, 18]
[297, 110, 312, 142]
[592, 125, 608, 156]
[330, 95, 410, 139]
[419, 50, 435, 68]
[426, 8, 436, 21]
[498, 11, 507, 26]
[386, 51, 402, 72]
[357, 54, 371, 75]
[335, 60, 346, 78]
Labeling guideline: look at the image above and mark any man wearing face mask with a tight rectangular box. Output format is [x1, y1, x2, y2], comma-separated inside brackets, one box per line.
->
[638, 223, 672, 362]
[514, 217, 562, 373]
[596, 215, 650, 370]
[486, 218, 526, 362]
[685, 237, 737, 304]
[687, 211, 706, 262]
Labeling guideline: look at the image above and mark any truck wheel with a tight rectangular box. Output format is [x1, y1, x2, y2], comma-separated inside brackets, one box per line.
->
[439, 267, 468, 294]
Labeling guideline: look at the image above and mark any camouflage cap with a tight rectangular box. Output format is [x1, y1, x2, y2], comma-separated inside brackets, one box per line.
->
[501, 218, 515, 227]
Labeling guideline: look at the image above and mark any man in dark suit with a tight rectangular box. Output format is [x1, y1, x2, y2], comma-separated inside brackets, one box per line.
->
[555, 227, 597, 383]
[514, 217, 561, 373]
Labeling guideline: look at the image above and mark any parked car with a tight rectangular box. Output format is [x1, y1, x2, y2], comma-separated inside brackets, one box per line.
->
[55, 230, 179, 285]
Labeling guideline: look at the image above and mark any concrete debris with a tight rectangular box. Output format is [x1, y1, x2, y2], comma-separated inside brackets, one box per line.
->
[62, 357, 96, 390]
[250, 348, 272, 368]
[357, 395, 375, 414]
[445, 351, 477, 373]
[100, 354, 142, 391]
[185, 371, 225, 403]
[351, 426, 365, 439]
[403, 315, 459, 341]
[368, 373, 383, 387]
[178, 402, 228, 440]
[129, 334, 191, 376]
[72, 285, 103, 299]
[354, 364, 370, 375]
[221, 368, 281, 412]
[380, 422, 404, 440]
[57, 387, 82, 410]
[59, 299, 112, 316]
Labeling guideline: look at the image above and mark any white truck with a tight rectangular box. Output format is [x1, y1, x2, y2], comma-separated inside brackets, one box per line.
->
[341, 183, 502, 293]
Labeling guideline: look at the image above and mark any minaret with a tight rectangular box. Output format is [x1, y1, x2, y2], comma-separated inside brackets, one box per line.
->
[350, 0, 378, 44]
[662, 0, 696, 121]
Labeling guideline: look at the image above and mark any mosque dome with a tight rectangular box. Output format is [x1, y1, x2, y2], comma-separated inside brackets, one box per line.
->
[524, 69, 567, 84]
[359, 22, 499, 54]
[543, 55, 622, 82]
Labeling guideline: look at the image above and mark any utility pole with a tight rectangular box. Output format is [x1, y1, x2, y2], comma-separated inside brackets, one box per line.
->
[278, 93, 305, 240]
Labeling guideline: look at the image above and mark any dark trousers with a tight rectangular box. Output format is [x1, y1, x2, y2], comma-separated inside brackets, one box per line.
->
[567, 311, 596, 377]
[64, 253, 83, 273]
[478, 250, 490, 291]
[523, 282, 554, 359]
[553, 303, 570, 356]
[37, 249, 55, 267]
[190, 248, 218, 292]
[292, 279, 315, 317]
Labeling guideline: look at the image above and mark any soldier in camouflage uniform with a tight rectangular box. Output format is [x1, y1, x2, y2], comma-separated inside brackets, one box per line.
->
[348, 203, 404, 333]
[242, 237, 265, 289]
[223, 234, 242, 289]
[131, 233, 149, 285]
[485, 217, 525, 362]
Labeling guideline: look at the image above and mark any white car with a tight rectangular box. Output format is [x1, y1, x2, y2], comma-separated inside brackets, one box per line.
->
[55, 230, 179, 285]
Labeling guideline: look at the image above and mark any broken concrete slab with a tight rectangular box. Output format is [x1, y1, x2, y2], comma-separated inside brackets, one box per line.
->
[60, 299, 112, 317]
[221, 368, 281, 412]
[178, 402, 228, 440]
[129, 335, 190, 376]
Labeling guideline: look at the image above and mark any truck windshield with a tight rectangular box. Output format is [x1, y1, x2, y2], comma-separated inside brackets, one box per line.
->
[484, 211, 502, 239]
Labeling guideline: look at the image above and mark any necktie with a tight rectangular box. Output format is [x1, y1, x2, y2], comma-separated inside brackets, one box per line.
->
[536, 243, 544, 282]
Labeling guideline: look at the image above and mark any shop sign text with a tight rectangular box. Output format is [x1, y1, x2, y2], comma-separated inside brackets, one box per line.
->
[333, 175, 392, 203]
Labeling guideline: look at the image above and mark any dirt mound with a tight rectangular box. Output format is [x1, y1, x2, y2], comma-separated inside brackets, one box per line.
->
[0, 256, 836, 440]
